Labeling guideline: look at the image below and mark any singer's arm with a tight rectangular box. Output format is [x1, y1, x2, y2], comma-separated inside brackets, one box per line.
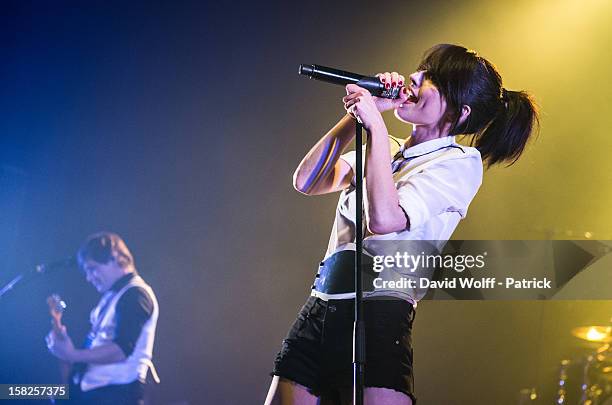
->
[293, 114, 356, 195]
[340, 83, 409, 234]
[364, 124, 409, 234]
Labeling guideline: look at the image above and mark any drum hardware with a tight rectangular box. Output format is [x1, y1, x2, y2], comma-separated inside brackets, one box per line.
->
[520, 322, 612, 405]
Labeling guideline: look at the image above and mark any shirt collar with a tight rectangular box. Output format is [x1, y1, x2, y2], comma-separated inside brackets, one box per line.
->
[109, 272, 136, 293]
[400, 136, 457, 159]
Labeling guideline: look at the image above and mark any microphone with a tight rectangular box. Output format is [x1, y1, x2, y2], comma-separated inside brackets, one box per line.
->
[298, 64, 402, 99]
[0, 256, 78, 300]
[35, 256, 77, 274]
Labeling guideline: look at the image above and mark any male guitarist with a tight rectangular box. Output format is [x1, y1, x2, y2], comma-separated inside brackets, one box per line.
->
[46, 232, 159, 404]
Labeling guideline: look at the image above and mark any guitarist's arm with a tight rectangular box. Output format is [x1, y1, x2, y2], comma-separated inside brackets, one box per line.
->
[48, 287, 152, 364]
[48, 328, 126, 364]
[71, 343, 126, 364]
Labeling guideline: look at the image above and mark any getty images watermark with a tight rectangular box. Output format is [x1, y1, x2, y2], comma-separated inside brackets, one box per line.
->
[371, 251, 552, 290]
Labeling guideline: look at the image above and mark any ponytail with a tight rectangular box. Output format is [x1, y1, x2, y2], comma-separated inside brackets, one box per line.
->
[471, 89, 540, 167]
[416, 44, 540, 168]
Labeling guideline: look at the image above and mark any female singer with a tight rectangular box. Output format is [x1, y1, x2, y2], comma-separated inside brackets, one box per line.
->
[265, 44, 539, 405]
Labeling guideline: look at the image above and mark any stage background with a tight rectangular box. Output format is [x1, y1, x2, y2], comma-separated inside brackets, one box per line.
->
[1, 1, 611, 404]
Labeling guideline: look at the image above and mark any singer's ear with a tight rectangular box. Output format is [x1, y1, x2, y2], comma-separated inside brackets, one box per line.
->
[457, 104, 471, 127]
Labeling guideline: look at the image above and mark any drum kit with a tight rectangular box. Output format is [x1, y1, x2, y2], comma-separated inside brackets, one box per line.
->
[519, 323, 612, 405]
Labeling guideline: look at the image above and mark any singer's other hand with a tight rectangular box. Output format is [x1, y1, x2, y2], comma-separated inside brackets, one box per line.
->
[374, 72, 410, 112]
[343, 84, 386, 132]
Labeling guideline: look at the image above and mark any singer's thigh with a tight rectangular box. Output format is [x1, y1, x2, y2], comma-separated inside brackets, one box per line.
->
[364, 387, 413, 405]
[264, 376, 319, 405]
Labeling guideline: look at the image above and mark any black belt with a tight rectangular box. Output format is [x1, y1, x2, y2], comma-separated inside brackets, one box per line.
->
[311, 250, 379, 295]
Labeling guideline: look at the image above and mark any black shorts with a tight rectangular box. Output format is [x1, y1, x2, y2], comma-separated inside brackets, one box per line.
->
[272, 296, 416, 403]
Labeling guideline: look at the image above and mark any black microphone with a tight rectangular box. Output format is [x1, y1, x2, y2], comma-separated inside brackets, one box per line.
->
[298, 64, 402, 99]
[35, 256, 77, 274]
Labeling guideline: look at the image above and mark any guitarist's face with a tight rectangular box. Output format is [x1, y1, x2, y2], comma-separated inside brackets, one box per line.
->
[81, 259, 124, 293]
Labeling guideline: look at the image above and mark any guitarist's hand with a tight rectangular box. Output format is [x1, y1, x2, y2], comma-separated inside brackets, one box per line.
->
[46, 326, 77, 363]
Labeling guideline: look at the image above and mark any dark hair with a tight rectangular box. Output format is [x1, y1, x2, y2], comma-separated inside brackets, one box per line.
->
[77, 231, 134, 270]
[417, 44, 539, 166]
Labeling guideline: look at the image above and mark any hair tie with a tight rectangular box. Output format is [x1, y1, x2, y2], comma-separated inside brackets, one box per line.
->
[500, 88, 509, 108]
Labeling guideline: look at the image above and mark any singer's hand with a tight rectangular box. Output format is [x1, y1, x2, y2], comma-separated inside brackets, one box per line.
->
[373, 72, 410, 112]
[343, 84, 386, 132]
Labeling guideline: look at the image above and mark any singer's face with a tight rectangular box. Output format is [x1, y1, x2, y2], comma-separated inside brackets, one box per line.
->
[81, 259, 121, 293]
[394, 70, 447, 128]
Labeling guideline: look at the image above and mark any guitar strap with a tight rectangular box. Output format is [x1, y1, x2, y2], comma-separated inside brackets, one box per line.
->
[71, 291, 116, 384]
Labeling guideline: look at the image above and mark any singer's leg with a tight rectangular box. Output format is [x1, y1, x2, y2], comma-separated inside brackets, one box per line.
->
[264, 376, 319, 405]
[363, 387, 413, 405]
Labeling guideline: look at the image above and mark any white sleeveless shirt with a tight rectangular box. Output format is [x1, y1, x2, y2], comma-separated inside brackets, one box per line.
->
[80, 274, 160, 392]
[311, 135, 483, 304]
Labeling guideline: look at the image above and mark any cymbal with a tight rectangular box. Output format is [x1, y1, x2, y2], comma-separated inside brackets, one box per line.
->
[572, 326, 612, 343]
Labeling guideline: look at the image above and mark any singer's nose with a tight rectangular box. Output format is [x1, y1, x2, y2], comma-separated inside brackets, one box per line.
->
[84, 268, 95, 283]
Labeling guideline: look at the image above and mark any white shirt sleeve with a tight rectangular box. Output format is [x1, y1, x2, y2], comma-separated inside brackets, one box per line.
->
[339, 149, 356, 169]
[396, 154, 483, 231]
[338, 145, 366, 187]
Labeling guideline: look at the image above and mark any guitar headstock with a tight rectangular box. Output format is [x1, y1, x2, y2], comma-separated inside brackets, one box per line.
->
[46, 294, 66, 334]
[45, 294, 71, 382]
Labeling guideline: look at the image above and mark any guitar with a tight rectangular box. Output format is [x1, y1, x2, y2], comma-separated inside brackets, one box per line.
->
[46, 294, 71, 384]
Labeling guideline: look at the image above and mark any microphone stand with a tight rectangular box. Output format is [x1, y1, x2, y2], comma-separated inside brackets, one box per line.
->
[353, 120, 365, 405]
[297, 63, 402, 404]
[0, 266, 40, 300]
[0, 272, 28, 300]
[0, 260, 73, 300]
